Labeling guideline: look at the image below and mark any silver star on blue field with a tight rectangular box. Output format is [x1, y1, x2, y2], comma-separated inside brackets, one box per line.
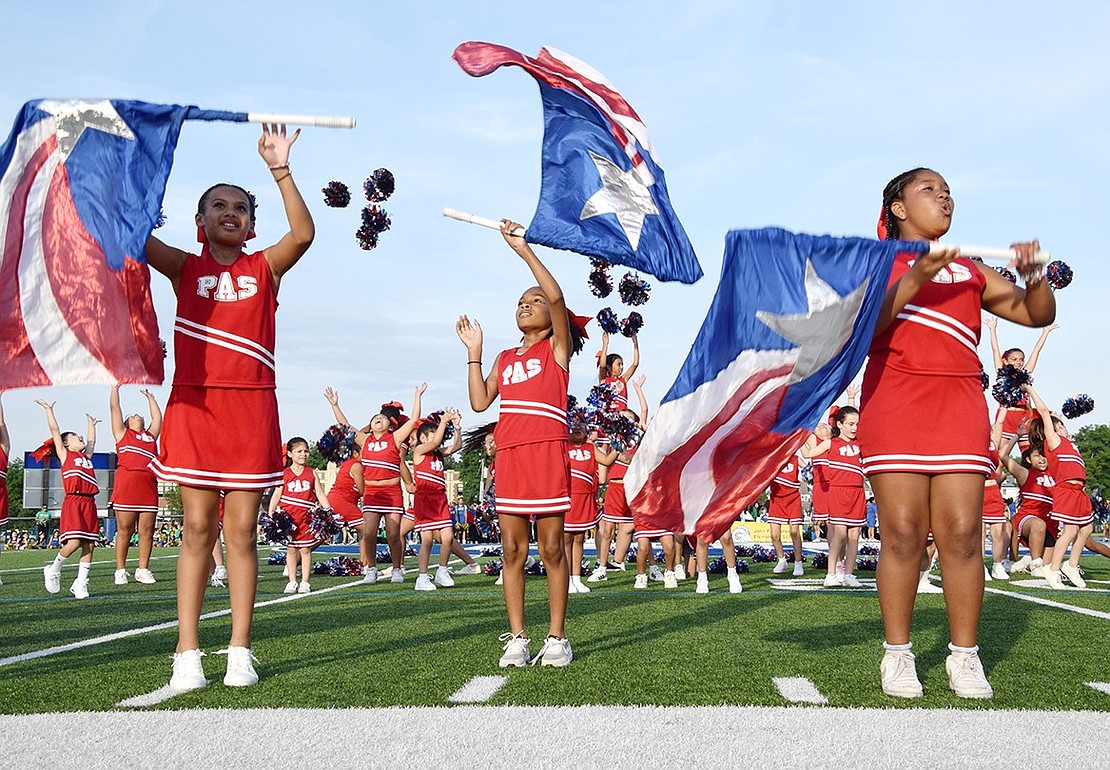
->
[756, 260, 870, 383]
[580, 151, 658, 250]
[37, 99, 134, 162]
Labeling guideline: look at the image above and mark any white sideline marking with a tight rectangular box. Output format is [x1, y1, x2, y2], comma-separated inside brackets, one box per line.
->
[0, 579, 365, 669]
[1085, 682, 1110, 696]
[766, 578, 876, 592]
[773, 677, 827, 705]
[448, 676, 508, 704]
[984, 586, 1110, 620]
[116, 685, 191, 708]
[1006, 578, 1110, 594]
[1, 554, 180, 574]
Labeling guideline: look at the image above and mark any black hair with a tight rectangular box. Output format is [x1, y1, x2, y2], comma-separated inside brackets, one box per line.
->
[831, 406, 859, 438]
[285, 436, 308, 467]
[197, 183, 257, 223]
[1020, 445, 1044, 469]
[1027, 415, 1064, 453]
[59, 431, 76, 451]
[604, 353, 623, 376]
[462, 422, 497, 455]
[1002, 347, 1025, 361]
[881, 167, 931, 240]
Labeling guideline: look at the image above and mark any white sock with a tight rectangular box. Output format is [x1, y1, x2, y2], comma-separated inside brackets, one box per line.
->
[883, 641, 912, 652]
[948, 642, 978, 655]
[697, 571, 708, 581]
[51, 554, 68, 571]
[77, 562, 90, 580]
[726, 566, 737, 576]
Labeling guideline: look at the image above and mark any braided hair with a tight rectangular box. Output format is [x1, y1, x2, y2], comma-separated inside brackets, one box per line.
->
[880, 167, 931, 240]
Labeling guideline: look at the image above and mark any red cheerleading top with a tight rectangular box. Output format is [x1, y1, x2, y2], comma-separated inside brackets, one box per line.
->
[494, 337, 569, 450]
[278, 466, 318, 513]
[0, 445, 8, 520]
[1046, 436, 1086, 485]
[825, 437, 865, 488]
[869, 255, 986, 377]
[329, 457, 361, 506]
[608, 445, 636, 484]
[115, 428, 158, 472]
[770, 459, 800, 497]
[361, 434, 402, 484]
[602, 375, 629, 411]
[172, 247, 277, 389]
[1018, 468, 1055, 518]
[414, 452, 447, 496]
[62, 452, 100, 495]
[569, 444, 598, 496]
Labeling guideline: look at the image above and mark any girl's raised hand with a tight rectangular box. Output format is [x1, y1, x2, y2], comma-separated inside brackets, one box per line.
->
[846, 384, 860, 400]
[456, 315, 483, 351]
[140, 388, 155, 399]
[983, 316, 997, 331]
[258, 124, 300, 168]
[415, 382, 428, 397]
[915, 244, 961, 281]
[35, 399, 55, 410]
[86, 414, 101, 425]
[500, 219, 529, 256]
[632, 374, 647, 388]
[324, 387, 339, 406]
[815, 423, 832, 440]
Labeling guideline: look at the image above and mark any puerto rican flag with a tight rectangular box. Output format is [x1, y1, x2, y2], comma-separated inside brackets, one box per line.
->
[453, 42, 702, 284]
[624, 227, 927, 540]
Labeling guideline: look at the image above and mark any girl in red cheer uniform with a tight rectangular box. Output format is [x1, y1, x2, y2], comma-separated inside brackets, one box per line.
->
[269, 437, 328, 594]
[411, 410, 462, 591]
[108, 384, 162, 586]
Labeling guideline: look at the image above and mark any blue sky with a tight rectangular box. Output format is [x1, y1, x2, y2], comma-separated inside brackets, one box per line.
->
[2, 1, 1108, 456]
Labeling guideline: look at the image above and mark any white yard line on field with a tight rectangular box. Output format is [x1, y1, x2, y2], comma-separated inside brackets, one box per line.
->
[448, 676, 508, 704]
[772, 677, 828, 705]
[1, 553, 180, 573]
[984, 585, 1110, 620]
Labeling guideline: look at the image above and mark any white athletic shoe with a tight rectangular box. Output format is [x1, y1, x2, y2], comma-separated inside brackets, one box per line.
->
[842, 573, 862, 588]
[533, 636, 573, 667]
[134, 568, 156, 584]
[663, 570, 678, 589]
[281, 566, 289, 578]
[219, 646, 259, 687]
[524, 555, 537, 569]
[946, 649, 993, 699]
[415, 574, 437, 591]
[984, 565, 993, 582]
[673, 563, 687, 581]
[633, 573, 649, 589]
[1060, 563, 1087, 589]
[70, 578, 90, 599]
[917, 575, 944, 594]
[772, 558, 789, 574]
[881, 649, 924, 698]
[648, 565, 664, 582]
[1030, 558, 1045, 578]
[390, 568, 404, 583]
[586, 566, 607, 583]
[572, 576, 591, 594]
[114, 569, 129, 585]
[362, 566, 379, 585]
[283, 581, 298, 594]
[792, 561, 805, 577]
[1001, 559, 1014, 574]
[991, 563, 1011, 581]
[607, 560, 627, 571]
[213, 565, 228, 582]
[43, 566, 61, 594]
[695, 575, 709, 594]
[1044, 567, 1065, 589]
[498, 632, 531, 667]
[297, 581, 311, 594]
[434, 566, 455, 587]
[567, 579, 580, 594]
[210, 573, 226, 588]
[823, 573, 843, 588]
[727, 571, 743, 594]
[169, 649, 208, 691]
[495, 573, 504, 586]
[1010, 555, 1032, 573]
[458, 562, 482, 575]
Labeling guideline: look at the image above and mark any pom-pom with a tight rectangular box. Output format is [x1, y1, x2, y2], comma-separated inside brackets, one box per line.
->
[259, 509, 295, 544]
[597, 307, 621, 335]
[160, 339, 167, 360]
[362, 168, 396, 202]
[480, 546, 503, 557]
[811, 552, 829, 570]
[994, 266, 1018, 284]
[316, 424, 360, 465]
[484, 560, 503, 576]
[525, 559, 547, 576]
[856, 557, 878, 572]
[618, 272, 651, 306]
[598, 411, 642, 452]
[736, 559, 750, 574]
[154, 208, 166, 229]
[375, 549, 393, 564]
[322, 181, 351, 208]
[267, 551, 287, 565]
[423, 410, 456, 441]
[307, 507, 342, 544]
[858, 544, 880, 556]
[991, 364, 1033, 407]
[620, 312, 644, 338]
[356, 204, 392, 250]
[1046, 260, 1073, 291]
[751, 547, 779, 564]
[980, 369, 989, 391]
[1062, 394, 1095, 419]
[588, 268, 613, 298]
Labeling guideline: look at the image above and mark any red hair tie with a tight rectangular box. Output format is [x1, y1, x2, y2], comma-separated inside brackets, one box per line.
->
[876, 208, 888, 240]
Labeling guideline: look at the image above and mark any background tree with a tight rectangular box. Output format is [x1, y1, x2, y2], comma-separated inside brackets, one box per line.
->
[5, 457, 24, 519]
[161, 483, 183, 516]
[1074, 424, 1110, 496]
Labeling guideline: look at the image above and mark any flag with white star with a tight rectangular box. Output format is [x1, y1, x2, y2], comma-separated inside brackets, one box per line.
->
[453, 42, 702, 284]
[624, 227, 927, 540]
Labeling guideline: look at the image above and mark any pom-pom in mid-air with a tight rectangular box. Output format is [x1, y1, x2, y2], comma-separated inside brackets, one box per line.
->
[322, 181, 352, 208]
[621, 312, 644, 338]
[316, 423, 359, 465]
[991, 364, 1033, 407]
[618, 272, 651, 306]
[356, 204, 392, 250]
[259, 509, 295, 544]
[1062, 394, 1095, 419]
[1046, 260, 1073, 291]
[597, 307, 621, 335]
[363, 168, 396, 202]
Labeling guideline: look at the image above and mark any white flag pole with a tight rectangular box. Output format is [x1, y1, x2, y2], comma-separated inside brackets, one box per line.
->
[941, 244, 1050, 265]
[246, 113, 356, 129]
[443, 208, 526, 237]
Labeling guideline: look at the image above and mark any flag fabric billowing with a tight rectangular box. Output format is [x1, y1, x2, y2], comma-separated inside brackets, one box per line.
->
[452, 42, 702, 284]
[0, 99, 248, 389]
[624, 227, 928, 540]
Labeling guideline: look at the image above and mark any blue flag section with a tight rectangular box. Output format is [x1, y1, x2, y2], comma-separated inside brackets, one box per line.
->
[626, 228, 928, 540]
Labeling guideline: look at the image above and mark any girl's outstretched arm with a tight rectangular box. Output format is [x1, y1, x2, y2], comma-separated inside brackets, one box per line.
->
[598, 333, 610, 383]
[36, 400, 66, 463]
[144, 235, 189, 289]
[624, 334, 640, 380]
[394, 383, 427, 448]
[631, 375, 649, 424]
[1023, 384, 1060, 452]
[109, 385, 126, 443]
[984, 316, 1003, 370]
[874, 245, 960, 334]
[143, 389, 163, 438]
[500, 219, 570, 369]
[457, 315, 499, 412]
[1025, 324, 1058, 373]
[325, 387, 368, 445]
[83, 414, 99, 457]
[259, 125, 315, 287]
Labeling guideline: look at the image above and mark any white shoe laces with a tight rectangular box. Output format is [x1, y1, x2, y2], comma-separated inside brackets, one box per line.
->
[216, 647, 257, 672]
[529, 636, 567, 666]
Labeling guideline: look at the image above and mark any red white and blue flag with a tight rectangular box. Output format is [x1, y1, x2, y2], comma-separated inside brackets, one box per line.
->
[0, 99, 249, 389]
[453, 42, 702, 284]
[624, 227, 927, 540]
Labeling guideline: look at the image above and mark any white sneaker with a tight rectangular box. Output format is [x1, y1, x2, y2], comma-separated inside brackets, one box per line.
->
[297, 581, 311, 594]
[1044, 567, 1065, 589]
[772, 558, 789, 574]
[792, 561, 805, 577]
[1060, 563, 1087, 589]
[673, 563, 687, 581]
[586, 566, 607, 583]
[458, 562, 481, 575]
[917, 574, 944, 594]
[498, 632, 530, 667]
[567, 579, 580, 594]
[633, 573, 648, 589]
[219, 646, 259, 687]
[823, 573, 843, 588]
[572, 576, 591, 594]
[134, 568, 156, 584]
[210, 573, 226, 588]
[390, 568, 404, 583]
[648, 565, 664, 582]
[169, 649, 208, 691]
[1030, 558, 1045, 578]
[114, 569, 129, 585]
[984, 565, 993, 582]
[842, 573, 862, 588]
[607, 560, 626, 571]
[695, 576, 709, 594]
[70, 578, 90, 599]
[991, 563, 1010, 581]
[946, 649, 993, 699]
[213, 565, 228, 581]
[415, 574, 437, 591]
[881, 649, 923, 698]
[495, 573, 504, 585]
[283, 581, 298, 594]
[282, 566, 289, 578]
[362, 566, 379, 585]
[727, 571, 743, 594]
[663, 570, 678, 589]
[1010, 555, 1032, 573]
[1001, 559, 1014, 574]
[533, 636, 573, 667]
[43, 566, 61, 594]
[524, 556, 537, 569]
[434, 566, 455, 587]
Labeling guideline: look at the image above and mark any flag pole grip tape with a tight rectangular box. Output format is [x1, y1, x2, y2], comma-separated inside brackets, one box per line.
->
[443, 208, 526, 236]
[246, 113, 356, 128]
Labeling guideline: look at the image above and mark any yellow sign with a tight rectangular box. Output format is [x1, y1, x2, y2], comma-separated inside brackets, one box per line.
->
[730, 521, 773, 543]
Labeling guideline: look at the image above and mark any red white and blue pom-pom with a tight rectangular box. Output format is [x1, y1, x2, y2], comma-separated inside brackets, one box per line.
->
[267, 551, 287, 565]
[322, 180, 351, 208]
[259, 509, 296, 544]
[620, 312, 644, 338]
[736, 559, 750, 574]
[154, 208, 166, 229]
[980, 369, 989, 391]
[363, 168, 395, 202]
[588, 257, 613, 298]
[618, 272, 651, 306]
[859, 544, 880, 556]
[1062, 394, 1095, 419]
[484, 560, 502, 577]
[1046, 260, 1073, 291]
[992, 364, 1033, 407]
[857, 557, 878, 572]
[375, 549, 393, 564]
[751, 547, 779, 564]
[598, 411, 642, 452]
[597, 307, 621, 335]
[811, 552, 829, 570]
[424, 410, 456, 441]
[307, 507, 343, 543]
[480, 546, 503, 557]
[316, 424, 359, 465]
[356, 204, 392, 250]
[994, 266, 1018, 284]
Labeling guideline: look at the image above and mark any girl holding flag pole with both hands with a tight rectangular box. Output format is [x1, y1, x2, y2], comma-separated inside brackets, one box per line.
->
[862, 168, 1053, 700]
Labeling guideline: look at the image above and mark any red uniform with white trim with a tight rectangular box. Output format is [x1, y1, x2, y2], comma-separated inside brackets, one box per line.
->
[601, 446, 635, 524]
[1013, 468, 1057, 542]
[152, 247, 282, 490]
[982, 441, 1007, 524]
[278, 466, 321, 548]
[825, 436, 865, 527]
[360, 434, 404, 517]
[413, 452, 452, 532]
[566, 443, 599, 533]
[327, 457, 363, 524]
[810, 456, 829, 523]
[1046, 436, 1092, 526]
[492, 337, 570, 516]
[112, 428, 159, 515]
[768, 459, 802, 526]
[0, 445, 8, 527]
[859, 255, 992, 476]
[997, 397, 1033, 447]
[60, 452, 100, 543]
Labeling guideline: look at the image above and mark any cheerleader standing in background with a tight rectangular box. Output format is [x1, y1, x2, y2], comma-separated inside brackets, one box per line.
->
[597, 331, 639, 415]
[805, 423, 831, 545]
[984, 317, 1056, 448]
[109, 385, 162, 585]
[809, 407, 866, 589]
[769, 455, 805, 577]
[983, 410, 1013, 581]
[1024, 384, 1092, 589]
[270, 437, 328, 594]
[862, 167, 1053, 700]
[694, 529, 742, 594]
[325, 452, 367, 577]
[411, 410, 462, 591]
[37, 401, 100, 599]
[565, 424, 600, 594]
